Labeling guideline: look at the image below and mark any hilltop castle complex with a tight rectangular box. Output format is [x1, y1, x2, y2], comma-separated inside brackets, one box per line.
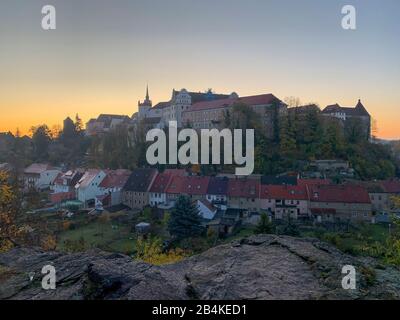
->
[85, 87, 371, 140]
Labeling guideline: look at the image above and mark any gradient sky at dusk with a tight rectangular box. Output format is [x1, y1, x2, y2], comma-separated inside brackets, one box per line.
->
[0, 0, 399, 138]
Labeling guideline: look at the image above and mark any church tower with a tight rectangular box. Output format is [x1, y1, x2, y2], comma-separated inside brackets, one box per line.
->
[138, 85, 152, 119]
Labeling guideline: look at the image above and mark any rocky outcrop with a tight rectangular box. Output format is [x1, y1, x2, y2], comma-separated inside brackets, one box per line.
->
[1, 235, 400, 300]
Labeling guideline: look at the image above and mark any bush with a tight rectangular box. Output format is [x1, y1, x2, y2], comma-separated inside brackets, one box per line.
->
[135, 237, 189, 265]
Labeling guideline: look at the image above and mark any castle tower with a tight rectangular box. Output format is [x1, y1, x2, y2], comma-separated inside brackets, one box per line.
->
[138, 85, 152, 119]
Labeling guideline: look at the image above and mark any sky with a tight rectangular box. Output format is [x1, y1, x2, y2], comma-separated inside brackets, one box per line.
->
[0, 0, 399, 139]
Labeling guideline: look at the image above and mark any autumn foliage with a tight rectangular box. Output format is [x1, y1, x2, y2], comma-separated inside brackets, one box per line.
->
[135, 237, 189, 266]
[0, 171, 23, 252]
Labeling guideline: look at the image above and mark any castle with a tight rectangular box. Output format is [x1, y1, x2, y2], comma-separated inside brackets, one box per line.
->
[85, 86, 371, 141]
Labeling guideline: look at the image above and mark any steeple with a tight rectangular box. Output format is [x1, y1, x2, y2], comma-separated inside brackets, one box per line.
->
[146, 85, 150, 101]
[138, 84, 152, 108]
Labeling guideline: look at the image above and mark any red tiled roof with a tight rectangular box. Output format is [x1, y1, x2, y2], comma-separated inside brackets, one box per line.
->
[165, 176, 186, 194]
[24, 163, 54, 174]
[99, 170, 131, 189]
[380, 180, 400, 194]
[163, 169, 187, 176]
[188, 93, 280, 112]
[260, 185, 308, 200]
[149, 172, 173, 193]
[297, 179, 331, 187]
[239, 94, 280, 106]
[189, 97, 237, 112]
[227, 178, 260, 198]
[150, 170, 187, 193]
[166, 176, 210, 195]
[309, 185, 371, 204]
[181, 176, 210, 195]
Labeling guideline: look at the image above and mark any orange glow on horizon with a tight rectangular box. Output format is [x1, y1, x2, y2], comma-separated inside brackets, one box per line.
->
[1, 90, 399, 140]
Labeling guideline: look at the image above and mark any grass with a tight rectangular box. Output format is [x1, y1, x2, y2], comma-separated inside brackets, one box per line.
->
[106, 239, 137, 255]
[220, 226, 257, 245]
[56, 215, 137, 255]
[300, 223, 392, 257]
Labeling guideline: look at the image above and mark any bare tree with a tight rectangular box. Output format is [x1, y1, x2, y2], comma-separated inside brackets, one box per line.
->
[284, 96, 302, 108]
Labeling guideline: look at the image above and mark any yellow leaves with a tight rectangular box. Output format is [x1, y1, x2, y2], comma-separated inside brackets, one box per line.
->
[41, 235, 57, 251]
[0, 171, 14, 208]
[62, 220, 71, 231]
[0, 239, 14, 253]
[0, 170, 21, 253]
[391, 195, 400, 210]
[135, 237, 189, 266]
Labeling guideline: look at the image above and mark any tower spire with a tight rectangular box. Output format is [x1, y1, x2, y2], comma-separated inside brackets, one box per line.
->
[146, 84, 149, 101]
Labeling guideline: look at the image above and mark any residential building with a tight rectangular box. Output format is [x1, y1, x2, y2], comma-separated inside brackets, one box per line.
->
[227, 177, 260, 211]
[23, 163, 61, 191]
[122, 168, 157, 209]
[98, 169, 131, 206]
[149, 169, 187, 208]
[75, 169, 107, 208]
[260, 184, 309, 220]
[165, 175, 210, 205]
[50, 169, 84, 203]
[85, 114, 131, 136]
[309, 184, 372, 222]
[369, 179, 400, 213]
[206, 176, 229, 208]
[196, 199, 218, 220]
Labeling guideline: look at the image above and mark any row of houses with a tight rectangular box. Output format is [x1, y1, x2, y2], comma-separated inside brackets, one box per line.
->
[21, 164, 400, 223]
[22, 164, 131, 209]
[120, 168, 400, 223]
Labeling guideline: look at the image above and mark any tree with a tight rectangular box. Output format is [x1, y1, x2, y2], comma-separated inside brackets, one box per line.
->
[89, 126, 137, 169]
[75, 114, 84, 133]
[281, 218, 300, 237]
[320, 121, 344, 158]
[168, 196, 203, 241]
[50, 125, 62, 140]
[279, 112, 296, 158]
[0, 171, 24, 252]
[225, 102, 262, 131]
[284, 96, 302, 108]
[345, 118, 365, 144]
[255, 212, 273, 234]
[31, 125, 52, 160]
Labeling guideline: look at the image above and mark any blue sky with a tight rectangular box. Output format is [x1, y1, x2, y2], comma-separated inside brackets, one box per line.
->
[0, 0, 399, 138]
